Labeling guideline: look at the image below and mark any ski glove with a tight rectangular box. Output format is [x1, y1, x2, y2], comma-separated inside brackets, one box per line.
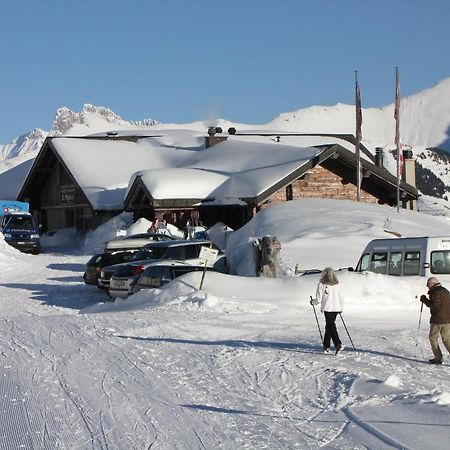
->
[420, 294, 428, 303]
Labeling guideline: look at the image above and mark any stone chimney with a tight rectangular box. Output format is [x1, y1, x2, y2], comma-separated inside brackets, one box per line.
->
[375, 147, 384, 168]
[402, 148, 415, 187]
[402, 148, 416, 210]
[205, 126, 228, 148]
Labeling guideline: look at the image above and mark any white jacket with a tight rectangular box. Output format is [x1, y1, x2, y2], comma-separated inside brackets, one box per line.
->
[312, 282, 343, 313]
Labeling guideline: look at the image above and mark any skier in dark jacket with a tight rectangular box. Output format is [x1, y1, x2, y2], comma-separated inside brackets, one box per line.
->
[420, 277, 450, 364]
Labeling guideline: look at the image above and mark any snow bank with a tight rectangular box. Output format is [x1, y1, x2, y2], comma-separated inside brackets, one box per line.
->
[81, 212, 133, 254]
[81, 269, 426, 317]
[227, 198, 450, 275]
[40, 228, 83, 251]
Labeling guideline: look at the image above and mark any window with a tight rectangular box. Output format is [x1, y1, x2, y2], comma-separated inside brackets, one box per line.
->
[185, 245, 201, 259]
[403, 251, 420, 275]
[165, 246, 185, 260]
[140, 267, 164, 288]
[370, 252, 387, 274]
[388, 252, 403, 276]
[431, 251, 450, 274]
[160, 267, 173, 285]
[357, 254, 370, 271]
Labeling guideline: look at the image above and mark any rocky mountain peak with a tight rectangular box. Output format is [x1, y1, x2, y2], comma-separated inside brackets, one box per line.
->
[50, 104, 158, 135]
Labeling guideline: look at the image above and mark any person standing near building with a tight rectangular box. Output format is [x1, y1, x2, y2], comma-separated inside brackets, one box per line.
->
[420, 277, 450, 364]
[310, 267, 344, 354]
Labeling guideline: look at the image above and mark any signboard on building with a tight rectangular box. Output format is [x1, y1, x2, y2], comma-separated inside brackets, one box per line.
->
[60, 185, 76, 204]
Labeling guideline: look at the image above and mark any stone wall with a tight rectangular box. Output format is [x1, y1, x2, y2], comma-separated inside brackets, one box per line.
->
[262, 165, 379, 208]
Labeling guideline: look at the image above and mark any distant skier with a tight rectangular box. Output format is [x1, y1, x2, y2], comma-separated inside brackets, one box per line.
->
[420, 277, 450, 365]
[310, 267, 344, 354]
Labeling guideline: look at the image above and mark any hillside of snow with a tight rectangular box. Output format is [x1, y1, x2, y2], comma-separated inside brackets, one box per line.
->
[269, 77, 450, 152]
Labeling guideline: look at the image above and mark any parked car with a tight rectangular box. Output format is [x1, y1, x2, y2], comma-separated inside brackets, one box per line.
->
[109, 260, 208, 298]
[104, 232, 175, 252]
[99, 239, 227, 294]
[83, 250, 138, 286]
[132, 261, 212, 294]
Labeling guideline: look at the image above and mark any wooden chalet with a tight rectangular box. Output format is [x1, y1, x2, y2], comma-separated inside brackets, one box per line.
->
[17, 131, 419, 234]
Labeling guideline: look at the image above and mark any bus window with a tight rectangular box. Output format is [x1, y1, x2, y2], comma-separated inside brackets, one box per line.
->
[388, 252, 403, 276]
[370, 252, 387, 274]
[431, 251, 450, 274]
[357, 254, 370, 271]
[404, 251, 420, 275]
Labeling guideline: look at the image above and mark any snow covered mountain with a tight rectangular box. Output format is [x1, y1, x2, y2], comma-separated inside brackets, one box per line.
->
[50, 103, 158, 136]
[269, 77, 450, 152]
[0, 128, 47, 163]
[1, 79, 450, 203]
[0, 104, 159, 166]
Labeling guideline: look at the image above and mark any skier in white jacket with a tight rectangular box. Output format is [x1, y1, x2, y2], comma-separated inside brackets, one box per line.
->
[311, 267, 344, 354]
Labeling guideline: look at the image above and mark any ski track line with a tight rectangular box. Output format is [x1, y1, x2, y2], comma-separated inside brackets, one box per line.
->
[101, 336, 209, 448]
[127, 337, 306, 448]
[0, 320, 73, 449]
[342, 406, 413, 450]
[175, 342, 344, 447]
[57, 324, 159, 449]
[0, 366, 34, 450]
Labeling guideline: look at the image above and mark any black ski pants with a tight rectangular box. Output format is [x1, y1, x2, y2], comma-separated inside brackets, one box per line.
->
[323, 311, 341, 349]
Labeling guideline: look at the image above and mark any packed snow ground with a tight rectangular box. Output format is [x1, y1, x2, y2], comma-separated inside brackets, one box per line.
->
[1, 199, 450, 449]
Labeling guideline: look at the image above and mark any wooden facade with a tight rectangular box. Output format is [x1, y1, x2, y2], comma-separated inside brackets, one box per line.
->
[18, 138, 119, 234]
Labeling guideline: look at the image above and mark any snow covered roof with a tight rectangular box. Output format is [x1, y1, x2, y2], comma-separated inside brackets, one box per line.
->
[125, 140, 325, 207]
[18, 131, 418, 213]
[18, 135, 206, 210]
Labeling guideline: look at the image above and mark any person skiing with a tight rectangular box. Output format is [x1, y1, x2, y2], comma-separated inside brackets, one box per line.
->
[310, 267, 344, 354]
[420, 277, 450, 365]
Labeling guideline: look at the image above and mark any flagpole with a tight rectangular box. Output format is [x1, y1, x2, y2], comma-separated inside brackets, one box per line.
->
[395, 67, 401, 212]
[355, 71, 361, 202]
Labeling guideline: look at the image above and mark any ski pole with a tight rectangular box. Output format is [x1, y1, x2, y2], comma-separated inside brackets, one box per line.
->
[415, 300, 424, 349]
[339, 313, 356, 351]
[310, 296, 323, 344]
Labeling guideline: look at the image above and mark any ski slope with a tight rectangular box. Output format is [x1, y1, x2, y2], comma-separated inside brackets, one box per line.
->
[1, 199, 450, 449]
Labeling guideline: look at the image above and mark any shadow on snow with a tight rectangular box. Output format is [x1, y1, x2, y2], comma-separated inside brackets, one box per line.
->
[114, 334, 436, 366]
[3, 282, 105, 309]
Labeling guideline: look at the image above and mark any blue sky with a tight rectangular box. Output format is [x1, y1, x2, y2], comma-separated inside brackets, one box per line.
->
[0, 0, 449, 143]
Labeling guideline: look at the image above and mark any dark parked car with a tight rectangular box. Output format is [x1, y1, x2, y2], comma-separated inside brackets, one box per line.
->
[83, 250, 138, 286]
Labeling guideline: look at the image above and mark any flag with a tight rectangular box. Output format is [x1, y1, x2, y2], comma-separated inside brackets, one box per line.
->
[399, 144, 404, 176]
[394, 71, 400, 149]
[394, 68, 401, 211]
[356, 79, 363, 141]
[355, 72, 363, 199]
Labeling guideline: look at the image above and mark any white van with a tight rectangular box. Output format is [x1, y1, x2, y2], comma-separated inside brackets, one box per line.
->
[354, 236, 450, 282]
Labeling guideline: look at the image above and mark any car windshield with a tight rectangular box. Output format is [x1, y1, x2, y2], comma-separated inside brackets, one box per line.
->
[7, 215, 34, 227]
